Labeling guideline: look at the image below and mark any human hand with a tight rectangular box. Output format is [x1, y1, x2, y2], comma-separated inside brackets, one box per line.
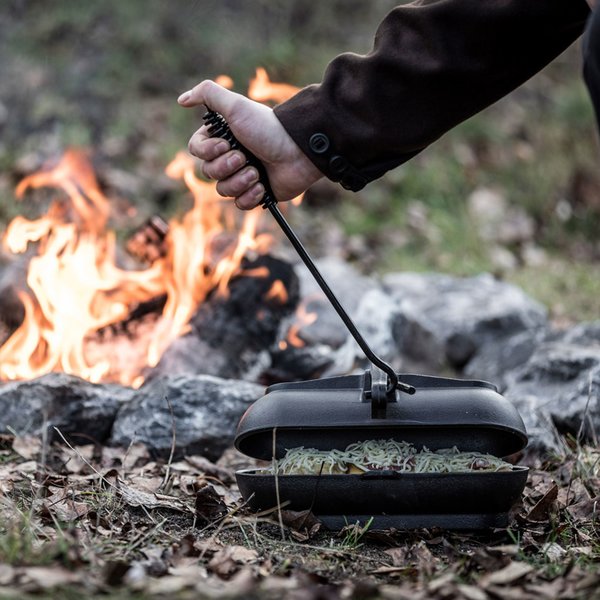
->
[178, 80, 323, 209]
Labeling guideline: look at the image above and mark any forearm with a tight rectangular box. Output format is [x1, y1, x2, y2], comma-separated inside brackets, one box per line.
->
[275, 0, 590, 191]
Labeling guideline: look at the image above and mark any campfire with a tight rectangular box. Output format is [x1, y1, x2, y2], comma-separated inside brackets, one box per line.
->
[0, 69, 307, 389]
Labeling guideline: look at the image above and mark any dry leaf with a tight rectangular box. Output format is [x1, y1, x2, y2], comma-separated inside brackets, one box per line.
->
[379, 583, 427, 599]
[12, 435, 42, 460]
[485, 544, 519, 556]
[14, 460, 38, 473]
[102, 443, 149, 470]
[200, 566, 257, 597]
[385, 547, 408, 566]
[116, 479, 193, 513]
[526, 483, 558, 522]
[185, 455, 235, 483]
[557, 479, 590, 507]
[408, 541, 436, 577]
[60, 444, 96, 474]
[541, 542, 566, 562]
[456, 583, 488, 600]
[485, 586, 537, 600]
[525, 580, 566, 599]
[427, 572, 454, 593]
[42, 494, 89, 522]
[480, 561, 533, 587]
[147, 565, 208, 594]
[566, 495, 599, 520]
[279, 509, 321, 541]
[568, 546, 593, 556]
[20, 566, 81, 590]
[38, 487, 90, 522]
[573, 572, 600, 591]
[208, 545, 258, 578]
[0, 564, 15, 586]
[195, 484, 227, 523]
[0, 466, 16, 494]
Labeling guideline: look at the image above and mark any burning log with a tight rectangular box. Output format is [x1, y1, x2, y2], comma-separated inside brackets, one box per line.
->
[125, 215, 169, 264]
[148, 254, 299, 381]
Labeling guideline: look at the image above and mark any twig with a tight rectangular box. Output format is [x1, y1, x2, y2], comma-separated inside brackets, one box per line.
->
[576, 372, 595, 446]
[272, 426, 285, 540]
[197, 500, 250, 562]
[53, 427, 118, 490]
[159, 386, 177, 494]
[126, 517, 169, 553]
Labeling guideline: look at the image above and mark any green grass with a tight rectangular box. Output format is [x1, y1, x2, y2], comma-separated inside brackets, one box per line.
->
[330, 63, 600, 321]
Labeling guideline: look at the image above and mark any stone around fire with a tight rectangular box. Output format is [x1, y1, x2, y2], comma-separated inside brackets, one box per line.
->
[110, 374, 263, 461]
[503, 322, 600, 454]
[384, 272, 547, 370]
[0, 373, 134, 444]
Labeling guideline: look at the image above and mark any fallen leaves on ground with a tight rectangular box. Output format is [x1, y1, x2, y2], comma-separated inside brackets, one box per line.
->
[0, 437, 598, 599]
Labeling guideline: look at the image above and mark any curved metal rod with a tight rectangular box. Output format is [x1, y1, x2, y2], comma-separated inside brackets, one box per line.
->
[203, 110, 415, 396]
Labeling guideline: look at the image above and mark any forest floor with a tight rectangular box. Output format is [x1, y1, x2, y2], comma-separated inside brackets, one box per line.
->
[0, 435, 598, 599]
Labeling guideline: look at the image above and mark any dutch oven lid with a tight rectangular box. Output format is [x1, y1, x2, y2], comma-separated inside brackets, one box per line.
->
[234, 372, 528, 460]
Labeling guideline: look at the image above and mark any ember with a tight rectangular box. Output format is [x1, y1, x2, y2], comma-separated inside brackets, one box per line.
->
[282, 298, 319, 349]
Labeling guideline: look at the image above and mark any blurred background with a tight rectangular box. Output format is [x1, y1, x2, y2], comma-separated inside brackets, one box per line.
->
[0, 0, 598, 322]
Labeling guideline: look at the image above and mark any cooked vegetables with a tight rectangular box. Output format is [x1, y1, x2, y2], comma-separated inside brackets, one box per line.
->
[271, 439, 512, 475]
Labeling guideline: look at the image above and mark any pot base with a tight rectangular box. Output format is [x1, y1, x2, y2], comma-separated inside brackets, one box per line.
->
[319, 512, 508, 530]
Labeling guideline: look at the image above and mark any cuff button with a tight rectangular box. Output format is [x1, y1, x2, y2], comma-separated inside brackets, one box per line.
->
[329, 155, 349, 175]
[309, 133, 330, 154]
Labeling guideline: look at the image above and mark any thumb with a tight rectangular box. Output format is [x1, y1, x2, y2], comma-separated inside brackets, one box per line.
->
[177, 80, 242, 120]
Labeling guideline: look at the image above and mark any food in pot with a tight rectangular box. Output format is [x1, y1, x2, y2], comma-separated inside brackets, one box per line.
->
[270, 439, 513, 475]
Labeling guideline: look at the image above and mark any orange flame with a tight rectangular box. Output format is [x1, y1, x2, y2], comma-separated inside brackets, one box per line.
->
[0, 68, 304, 387]
[0, 149, 272, 385]
[0, 150, 166, 383]
[248, 67, 300, 105]
[285, 301, 318, 348]
[265, 280, 288, 304]
[215, 74, 234, 89]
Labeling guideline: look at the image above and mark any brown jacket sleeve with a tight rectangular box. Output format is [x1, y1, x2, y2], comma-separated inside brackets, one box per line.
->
[274, 0, 590, 191]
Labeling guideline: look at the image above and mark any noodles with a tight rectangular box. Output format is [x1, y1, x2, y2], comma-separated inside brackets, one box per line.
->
[271, 439, 513, 475]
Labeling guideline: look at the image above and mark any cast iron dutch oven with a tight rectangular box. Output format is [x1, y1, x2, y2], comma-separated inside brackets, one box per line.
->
[205, 111, 529, 529]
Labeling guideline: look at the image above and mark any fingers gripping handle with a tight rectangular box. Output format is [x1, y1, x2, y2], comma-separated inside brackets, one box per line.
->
[203, 110, 277, 209]
[202, 109, 416, 400]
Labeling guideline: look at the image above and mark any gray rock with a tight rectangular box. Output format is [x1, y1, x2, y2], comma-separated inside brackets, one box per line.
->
[503, 322, 600, 453]
[325, 288, 401, 376]
[264, 343, 335, 383]
[110, 374, 263, 460]
[384, 272, 547, 369]
[464, 328, 548, 388]
[291, 257, 382, 352]
[284, 297, 349, 350]
[0, 373, 133, 444]
[296, 257, 378, 311]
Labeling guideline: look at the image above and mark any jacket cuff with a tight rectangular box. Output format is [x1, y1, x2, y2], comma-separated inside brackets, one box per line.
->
[274, 88, 370, 192]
